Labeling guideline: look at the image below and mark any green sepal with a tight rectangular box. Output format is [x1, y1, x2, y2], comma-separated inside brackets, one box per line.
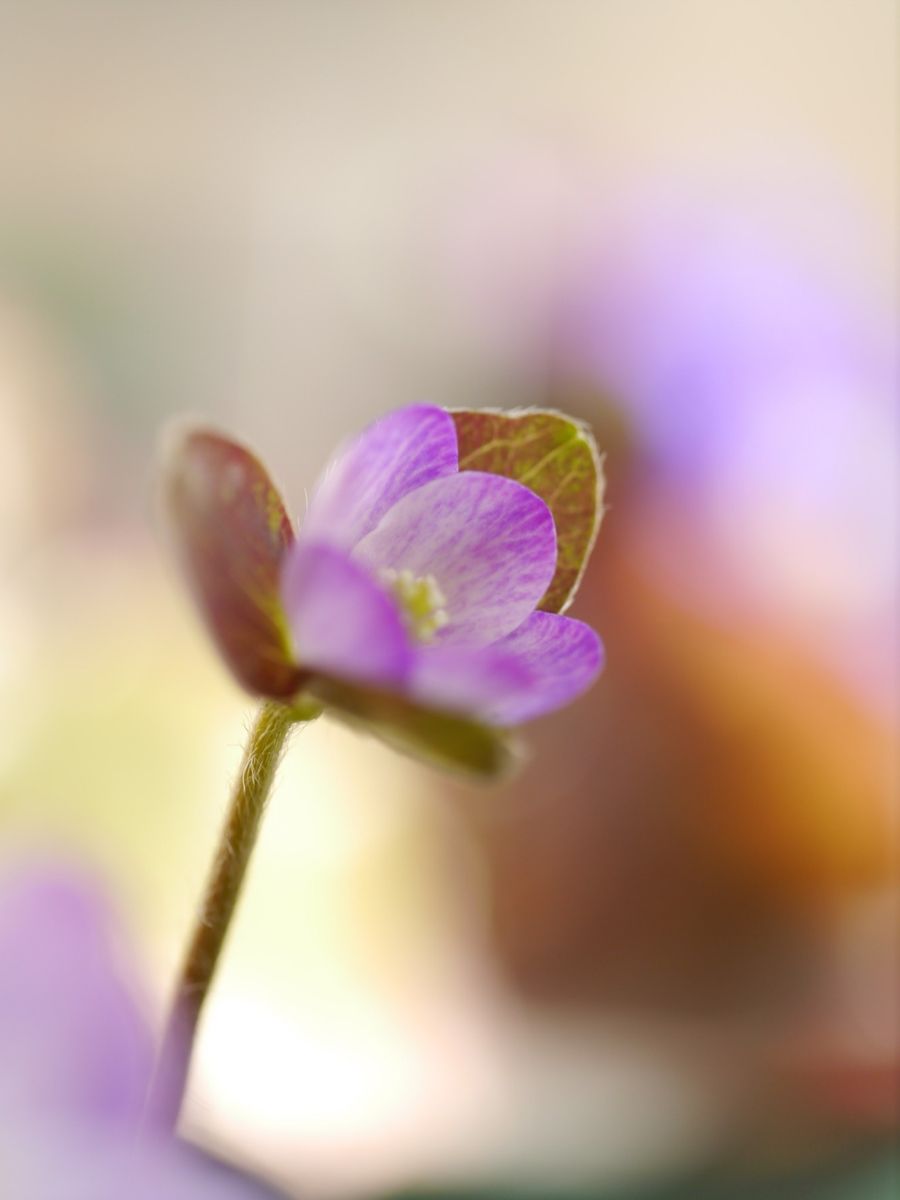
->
[307, 676, 517, 778]
[160, 424, 302, 698]
[452, 407, 604, 613]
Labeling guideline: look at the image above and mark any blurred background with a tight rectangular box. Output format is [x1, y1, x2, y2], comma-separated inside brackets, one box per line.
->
[0, 2, 897, 1197]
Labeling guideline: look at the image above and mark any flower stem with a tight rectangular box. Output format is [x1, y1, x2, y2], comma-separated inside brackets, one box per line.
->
[148, 699, 314, 1132]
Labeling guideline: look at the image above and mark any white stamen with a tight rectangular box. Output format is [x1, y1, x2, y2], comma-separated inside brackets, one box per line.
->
[380, 567, 449, 642]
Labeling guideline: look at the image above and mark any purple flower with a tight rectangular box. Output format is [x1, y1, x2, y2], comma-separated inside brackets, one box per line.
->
[0, 860, 278, 1200]
[551, 204, 897, 709]
[442, 161, 896, 709]
[164, 404, 605, 771]
[281, 405, 602, 726]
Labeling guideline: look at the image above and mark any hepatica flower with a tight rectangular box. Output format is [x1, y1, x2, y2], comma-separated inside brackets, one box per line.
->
[165, 404, 605, 775]
[154, 404, 604, 1131]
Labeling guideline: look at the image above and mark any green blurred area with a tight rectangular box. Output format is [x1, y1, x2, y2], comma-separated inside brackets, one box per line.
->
[389, 1144, 899, 1200]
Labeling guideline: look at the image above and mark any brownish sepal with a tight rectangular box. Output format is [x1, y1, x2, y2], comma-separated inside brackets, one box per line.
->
[161, 426, 303, 698]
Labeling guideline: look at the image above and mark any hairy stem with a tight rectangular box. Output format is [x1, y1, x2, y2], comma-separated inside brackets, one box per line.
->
[148, 699, 312, 1131]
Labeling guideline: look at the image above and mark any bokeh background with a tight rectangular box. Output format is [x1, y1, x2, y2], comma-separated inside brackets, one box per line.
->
[1, 1, 897, 1196]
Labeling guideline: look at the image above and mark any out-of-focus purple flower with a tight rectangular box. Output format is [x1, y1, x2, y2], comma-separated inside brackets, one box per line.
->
[0, 863, 152, 1130]
[441, 158, 897, 700]
[0, 860, 277, 1200]
[554, 203, 897, 708]
[281, 405, 603, 726]
[442, 164, 896, 711]
[558, 204, 894, 495]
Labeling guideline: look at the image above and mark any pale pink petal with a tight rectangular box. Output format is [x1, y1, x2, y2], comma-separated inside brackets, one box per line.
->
[354, 472, 557, 646]
[302, 405, 458, 550]
[280, 540, 412, 687]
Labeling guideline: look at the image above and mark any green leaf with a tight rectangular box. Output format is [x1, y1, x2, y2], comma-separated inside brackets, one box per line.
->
[308, 675, 517, 778]
[452, 407, 604, 613]
[160, 424, 302, 699]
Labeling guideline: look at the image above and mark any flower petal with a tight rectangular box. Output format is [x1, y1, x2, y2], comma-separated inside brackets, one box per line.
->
[482, 611, 604, 724]
[302, 405, 459, 550]
[280, 540, 412, 688]
[0, 861, 154, 1129]
[411, 644, 533, 719]
[354, 472, 557, 646]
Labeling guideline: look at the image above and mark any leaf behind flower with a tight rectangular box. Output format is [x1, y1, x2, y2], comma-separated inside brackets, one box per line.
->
[452, 408, 604, 614]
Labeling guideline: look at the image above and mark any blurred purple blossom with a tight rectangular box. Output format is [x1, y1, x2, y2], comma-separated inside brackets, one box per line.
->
[442, 170, 898, 713]
[0, 861, 153, 1128]
[281, 405, 603, 725]
[0, 859, 277, 1200]
[558, 206, 897, 709]
[556, 205, 895, 504]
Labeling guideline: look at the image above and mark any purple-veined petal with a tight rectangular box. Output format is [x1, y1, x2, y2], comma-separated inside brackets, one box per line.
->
[482, 610, 604, 724]
[354, 472, 557, 647]
[280, 540, 413, 688]
[302, 405, 459, 550]
[411, 643, 534, 720]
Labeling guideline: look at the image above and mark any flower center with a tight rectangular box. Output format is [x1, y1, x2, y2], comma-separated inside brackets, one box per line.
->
[380, 568, 449, 642]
